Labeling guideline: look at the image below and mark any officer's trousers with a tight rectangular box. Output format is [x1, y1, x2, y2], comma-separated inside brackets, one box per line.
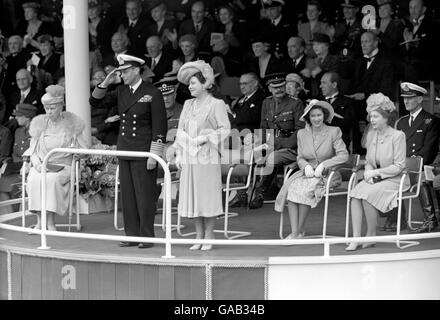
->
[119, 159, 158, 238]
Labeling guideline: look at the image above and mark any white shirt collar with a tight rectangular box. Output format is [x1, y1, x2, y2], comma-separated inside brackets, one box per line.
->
[294, 54, 304, 65]
[21, 87, 31, 97]
[346, 19, 356, 26]
[272, 15, 282, 26]
[153, 52, 162, 63]
[364, 48, 379, 59]
[246, 89, 258, 100]
[410, 107, 423, 120]
[130, 78, 142, 93]
[413, 15, 425, 25]
[325, 91, 339, 100]
[129, 19, 138, 26]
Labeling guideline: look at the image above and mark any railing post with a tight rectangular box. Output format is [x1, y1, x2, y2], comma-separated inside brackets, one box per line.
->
[38, 158, 50, 250]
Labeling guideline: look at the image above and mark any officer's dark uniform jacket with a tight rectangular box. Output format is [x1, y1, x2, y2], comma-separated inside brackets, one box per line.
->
[90, 81, 167, 160]
[395, 109, 440, 165]
[12, 126, 31, 163]
[260, 95, 305, 150]
[166, 103, 183, 143]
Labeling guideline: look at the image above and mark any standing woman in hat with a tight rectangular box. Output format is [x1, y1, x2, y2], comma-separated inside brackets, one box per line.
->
[15, 2, 52, 52]
[275, 100, 348, 240]
[168, 60, 231, 251]
[26, 85, 89, 231]
[346, 93, 409, 251]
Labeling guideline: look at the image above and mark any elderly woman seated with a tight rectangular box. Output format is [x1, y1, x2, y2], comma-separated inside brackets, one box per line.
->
[275, 100, 349, 240]
[346, 93, 409, 251]
[27, 85, 89, 231]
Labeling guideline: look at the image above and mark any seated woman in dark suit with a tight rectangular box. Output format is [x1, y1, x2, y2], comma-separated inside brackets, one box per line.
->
[346, 93, 409, 251]
[275, 100, 349, 239]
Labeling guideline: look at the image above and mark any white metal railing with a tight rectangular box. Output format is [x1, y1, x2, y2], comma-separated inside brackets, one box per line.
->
[1, 148, 440, 259]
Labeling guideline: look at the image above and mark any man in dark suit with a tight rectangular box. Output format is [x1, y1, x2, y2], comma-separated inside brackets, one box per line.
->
[390, 82, 440, 232]
[90, 54, 167, 248]
[228, 72, 266, 133]
[284, 37, 307, 75]
[5, 69, 43, 127]
[259, 0, 296, 60]
[145, 35, 173, 84]
[347, 31, 395, 154]
[117, 0, 151, 57]
[178, 1, 216, 54]
[402, 0, 437, 81]
[1, 35, 31, 98]
[102, 32, 132, 68]
[320, 71, 356, 151]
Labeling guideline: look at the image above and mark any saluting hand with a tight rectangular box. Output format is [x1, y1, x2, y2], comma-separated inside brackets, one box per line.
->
[101, 68, 119, 88]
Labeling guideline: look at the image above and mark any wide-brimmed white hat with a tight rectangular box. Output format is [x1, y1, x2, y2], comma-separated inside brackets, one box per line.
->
[177, 60, 215, 89]
[300, 99, 335, 123]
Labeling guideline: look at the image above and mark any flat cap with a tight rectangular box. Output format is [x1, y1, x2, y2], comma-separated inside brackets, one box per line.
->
[13, 103, 38, 118]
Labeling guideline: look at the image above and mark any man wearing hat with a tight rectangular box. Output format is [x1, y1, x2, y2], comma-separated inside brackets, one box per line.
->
[259, 0, 296, 60]
[249, 73, 305, 209]
[388, 82, 440, 232]
[90, 54, 167, 248]
[154, 76, 182, 147]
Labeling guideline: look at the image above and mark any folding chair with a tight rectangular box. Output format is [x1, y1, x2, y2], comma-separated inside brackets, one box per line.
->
[176, 148, 254, 239]
[279, 154, 360, 239]
[345, 156, 423, 249]
[21, 156, 81, 231]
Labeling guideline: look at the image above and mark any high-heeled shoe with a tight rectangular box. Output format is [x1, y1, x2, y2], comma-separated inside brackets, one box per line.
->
[362, 242, 376, 249]
[189, 244, 202, 250]
[200, 244, 212, 251]
[345, 243, 360, 251]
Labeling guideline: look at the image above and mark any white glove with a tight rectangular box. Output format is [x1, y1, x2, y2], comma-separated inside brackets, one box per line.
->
[194, 135, 208, 146]
[314, 163, 325, 178]
[304, 165, 314, 178]
[165, 145, 176, 162]
[175, 154, 182, 170]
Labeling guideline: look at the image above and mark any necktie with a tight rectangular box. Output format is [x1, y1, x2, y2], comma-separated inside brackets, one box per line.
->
[326, 97, 333, 104]
[292, 59, 296, 67]
[409, 115, 414, 127]
[20, 94, 26, 103]
[130, 87, 134, 95]
[195, 23, 200, 33]
[129, 22, 135, 28]
[151, 58, 156, 71]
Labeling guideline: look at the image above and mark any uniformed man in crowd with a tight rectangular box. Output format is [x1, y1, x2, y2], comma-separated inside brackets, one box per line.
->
[249, 73, 305, 209]
[154, 76, 182, 155]
[259, 0, 297, 60]
[0, 103, 37, 206]
[90, 54, 167, 248]
[385, 82, 440, 232]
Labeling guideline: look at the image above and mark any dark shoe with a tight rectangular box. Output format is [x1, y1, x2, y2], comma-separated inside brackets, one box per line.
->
[379, 220, 392, 231]
[138, 243, 154, 249]
[119, 241, 139, 247]
[249, 193, 264, 209]
[385, 222, 407, 232]
[413, 215, 438, 233]
[229, 190, 248, 208]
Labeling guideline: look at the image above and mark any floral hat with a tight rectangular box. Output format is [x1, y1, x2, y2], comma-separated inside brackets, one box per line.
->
[177, 60, 215, 89]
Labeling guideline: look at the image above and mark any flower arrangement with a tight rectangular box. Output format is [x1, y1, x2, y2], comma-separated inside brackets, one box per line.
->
[78, 138, 118, 201]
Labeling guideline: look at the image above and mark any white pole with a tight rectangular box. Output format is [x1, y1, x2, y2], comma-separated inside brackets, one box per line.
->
[62, 0, 91, 145]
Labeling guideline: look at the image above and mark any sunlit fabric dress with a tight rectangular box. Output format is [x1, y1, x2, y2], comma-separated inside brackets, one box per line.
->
[26, 112, 88, 215]
[275, 125, 348, 211]
[175, 96, 231, 218]
[350, 127, 410, 213]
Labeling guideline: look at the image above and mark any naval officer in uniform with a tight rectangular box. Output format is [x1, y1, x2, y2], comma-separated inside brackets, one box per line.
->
[90, 54, 167, 248]
[390, 82, 440, 232]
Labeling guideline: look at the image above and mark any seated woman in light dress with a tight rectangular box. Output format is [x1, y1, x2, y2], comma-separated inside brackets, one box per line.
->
[168, 60, 231, 251]
[275, 100, 348, 240]
[27, 85, 89, 231]
[346, 93, 409, 251]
